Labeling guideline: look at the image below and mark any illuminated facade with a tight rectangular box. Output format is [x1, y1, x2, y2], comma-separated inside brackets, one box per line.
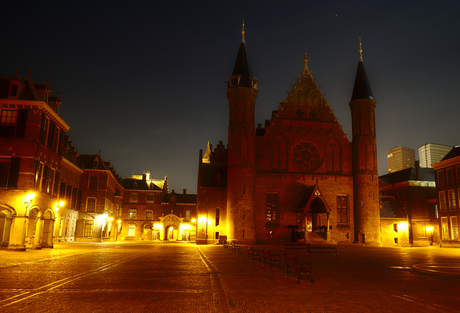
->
[418, 143, 451, 168]
[387, 146, 415, 173]
[379, 162, 438, 246]
[72, 153, 123, 242]
[0, 71, 71, 250]
[119, 172, 196, 241]
[197, 28, 381, 245]
[432, 146, 460, 247]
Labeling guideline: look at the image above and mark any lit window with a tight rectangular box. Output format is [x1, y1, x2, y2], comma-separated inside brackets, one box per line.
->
[129, 209, 137, 220]
[451, 216, 459, 240]
[84, 220, 94, 237]
[337, 195, 349, 224]
[441, 217, 449, 240]
[266, 193, 279, 222]
[130, 193, 138, 203]
[439, 191, 447, 211]
[448, 190, 457, 210]
[128, 224, 136, 236]
[87, 198, 96, 212]
[146, 210, 153, 221]
[0, 110, 18, 138]
[186, 210, 190, 222]
[147, 194, 154, 203]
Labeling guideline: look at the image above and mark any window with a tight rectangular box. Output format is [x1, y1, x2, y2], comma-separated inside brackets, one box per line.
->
[456, 166, 460, 182]
[185, 210, 190, 222]
[146, 210, 153, 221]
[441, 217, 449, 240]
[448, 190, 457, 210]
[337, 195, 349, 224]
[87, 198, 96, 212]
[128, 225, 136, 236]
[0, 157, 20, 188]
[439, 191, 447, 211]
[89, 176, 98, 189]
[130, 193, 138, 203]
[451, 216, 459, 240]
[447, 168, 454, 184]
[216, 208, 220, 226]
[9, 81, 20, 98]
[147, 194, 154, 203]
[0, 110, 18, 138]
[84, 220, 94, 237]
[266, 193, 279, 222]
[437, 170, 445, 185]
[129, 209, 137, 220]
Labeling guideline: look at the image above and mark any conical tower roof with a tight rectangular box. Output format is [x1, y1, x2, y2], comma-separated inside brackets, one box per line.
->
[230, 19, 254, 88]
[350, 36, 374, 101]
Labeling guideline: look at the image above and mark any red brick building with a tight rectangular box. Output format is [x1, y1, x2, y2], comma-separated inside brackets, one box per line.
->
[0, 71, 73, 250]
[432, 145, 460, 247]
[197, 29, 380, 245]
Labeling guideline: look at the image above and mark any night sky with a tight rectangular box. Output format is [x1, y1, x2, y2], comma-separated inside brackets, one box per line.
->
[2, 1, 460, 193]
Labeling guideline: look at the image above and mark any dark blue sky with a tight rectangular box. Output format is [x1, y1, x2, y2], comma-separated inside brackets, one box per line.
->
[2, 1, 460, 193]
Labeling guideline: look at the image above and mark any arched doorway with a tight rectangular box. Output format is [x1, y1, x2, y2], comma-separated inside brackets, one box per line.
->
[165, 225, 177, 241]
[26, 208, 40, 248]
[41, 209, 55, 248]
[0, 207, 15, 247]
[143, 224, 153, 240]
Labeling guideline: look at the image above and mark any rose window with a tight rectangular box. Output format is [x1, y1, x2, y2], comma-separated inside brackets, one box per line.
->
[292, 141, 323, 171]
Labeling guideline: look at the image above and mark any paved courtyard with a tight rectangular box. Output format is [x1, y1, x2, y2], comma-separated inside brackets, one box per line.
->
[0, 242, 459, 312]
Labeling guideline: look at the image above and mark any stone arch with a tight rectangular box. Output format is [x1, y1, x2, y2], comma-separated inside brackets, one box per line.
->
[41, 208, 55, 248]
[26, 207, 41, 248]
[142, 223, 153, 240]
[165, 224, 178, 241]
[0, 206, 17, 247]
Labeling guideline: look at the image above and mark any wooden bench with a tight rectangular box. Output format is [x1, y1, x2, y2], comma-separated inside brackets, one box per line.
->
[283, 243, 308, 256]
[231, 242, 241, 253]
[307, 245, 338, 260]
[285, 254, 314, 284]
[247, 246, 262, 262]
[262, 249, 282, 270]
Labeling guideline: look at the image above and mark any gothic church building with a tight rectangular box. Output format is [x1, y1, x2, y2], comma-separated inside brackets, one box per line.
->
[197, 26, 380, 246]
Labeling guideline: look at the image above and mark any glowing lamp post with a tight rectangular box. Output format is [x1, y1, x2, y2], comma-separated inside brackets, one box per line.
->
[24, 193, 35, 209]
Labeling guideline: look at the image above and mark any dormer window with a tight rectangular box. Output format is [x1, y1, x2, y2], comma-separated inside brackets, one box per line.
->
[229, 75, 240, 87]
[9, 81, 20, 98]
[251, 79, 258, 90]
[93, 159, 98, 168]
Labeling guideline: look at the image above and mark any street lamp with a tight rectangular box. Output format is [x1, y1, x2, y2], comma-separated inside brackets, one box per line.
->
[55, 201, 65, 212]
[24, 193, 35, 208]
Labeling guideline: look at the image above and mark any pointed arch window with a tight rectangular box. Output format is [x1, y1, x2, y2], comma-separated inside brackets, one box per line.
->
[272, 135, 287, 170]
[326, 138, 341, 173]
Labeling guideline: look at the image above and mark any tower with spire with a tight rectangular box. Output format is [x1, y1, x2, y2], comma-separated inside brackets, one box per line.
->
[225, 18, 258, 243]
[350, 35, 380, 245]
[197, 26, 381, 246]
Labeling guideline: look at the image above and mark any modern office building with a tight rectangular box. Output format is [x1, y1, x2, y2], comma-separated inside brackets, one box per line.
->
[419, 143, 452, 168]
[387, 146, 415, 173]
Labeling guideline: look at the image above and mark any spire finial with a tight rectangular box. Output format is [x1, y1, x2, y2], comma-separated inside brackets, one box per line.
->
[359, 32, 363, 61]
[29, 68, 32, 78]
[302, 52, 309, 72]
[241, 14, 245, 43]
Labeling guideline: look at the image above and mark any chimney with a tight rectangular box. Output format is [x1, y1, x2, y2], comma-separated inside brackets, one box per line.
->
[415, 160, 421, 180]
[183, 189, 187, 195]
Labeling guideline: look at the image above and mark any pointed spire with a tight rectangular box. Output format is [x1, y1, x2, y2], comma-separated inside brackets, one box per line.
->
[241, 15, 245, 43]
[29, 68, 32, 78]
[302, 52, 309, 72]
[230, 17, 256, 89]
[202, 141, 212, 163]
[350, 33, 374, 101]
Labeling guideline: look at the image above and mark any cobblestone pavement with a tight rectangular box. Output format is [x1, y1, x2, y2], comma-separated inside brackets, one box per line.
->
[0, 242, 459, 312]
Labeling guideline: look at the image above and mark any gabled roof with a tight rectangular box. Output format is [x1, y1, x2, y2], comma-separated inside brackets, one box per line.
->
[120, 178, 162, 191]
[76, 154, 108, 170]
[380, 197, 406, 218]
[441, 146, 460, 161]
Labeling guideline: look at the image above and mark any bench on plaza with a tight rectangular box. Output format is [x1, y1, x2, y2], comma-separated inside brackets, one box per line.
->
[247, 246, 262, 262]
[231, 242, 241, 253]
[262, 249, 282, 270]
[283, 243, 337, 260]
[307, 245, 338, 260]
[285, 254, 314, 284]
